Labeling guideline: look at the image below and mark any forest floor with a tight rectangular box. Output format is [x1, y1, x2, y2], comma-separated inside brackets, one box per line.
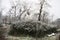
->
[6, 35, 56, 40]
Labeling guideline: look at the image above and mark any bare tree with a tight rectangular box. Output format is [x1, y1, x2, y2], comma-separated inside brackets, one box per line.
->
[36, 0, 51, 40]
[0, 10, 2, 23]
[38, 0, 45, 21]
[42, 11, 49, 23]
[8, 0, 31, 22]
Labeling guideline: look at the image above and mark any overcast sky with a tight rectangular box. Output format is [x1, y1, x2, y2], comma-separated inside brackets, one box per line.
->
[0, 0, 60, 20]
[48, 0, 60, 20]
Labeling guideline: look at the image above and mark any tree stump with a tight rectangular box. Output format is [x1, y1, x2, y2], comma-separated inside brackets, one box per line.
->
[0, 27, 7, 40]
[56, 33, 60, 40]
